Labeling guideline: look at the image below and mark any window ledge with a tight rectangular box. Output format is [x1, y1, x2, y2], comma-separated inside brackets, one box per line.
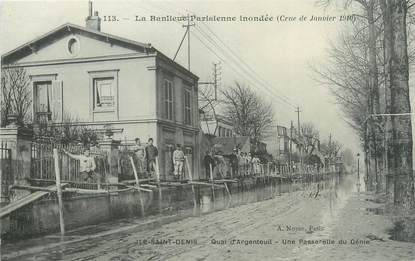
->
[93, 108, 115, 113]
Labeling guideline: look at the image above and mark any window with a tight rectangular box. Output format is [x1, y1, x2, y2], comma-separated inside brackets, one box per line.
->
[67, 37, 80, 56]
[184, 88, 192, 125]
[164, 79, 173, 120]
[89, 70, 119, 120]
[34, 81, 52, 121]
[94, 77, 115, 110]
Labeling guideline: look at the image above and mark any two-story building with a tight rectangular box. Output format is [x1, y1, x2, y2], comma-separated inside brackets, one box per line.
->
[1, 7, 200, 179]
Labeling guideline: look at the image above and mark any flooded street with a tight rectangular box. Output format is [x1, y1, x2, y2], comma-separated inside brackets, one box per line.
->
[2, 174, 415, 261]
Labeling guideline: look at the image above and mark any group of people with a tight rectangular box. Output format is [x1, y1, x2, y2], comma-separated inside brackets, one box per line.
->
[204, 149, 263, 180]
[232, 151, 262, 175]
[61, 137, 160, 186]
[134, 138, 187, 180]
[62, 139, 266, 185]
[131, 137, 159, 178]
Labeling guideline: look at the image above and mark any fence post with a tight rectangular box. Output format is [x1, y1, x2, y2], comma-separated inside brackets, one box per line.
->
[209, 164, 215, 202]
[98, 139, 120, 185]
[53, 149, 65, 236]
[0, 125, 33, 201]
[185, 156, 197, 207]
[155, 157, 161, 183]
[129, 156, 145, 216]
[130, 156, 140, 187]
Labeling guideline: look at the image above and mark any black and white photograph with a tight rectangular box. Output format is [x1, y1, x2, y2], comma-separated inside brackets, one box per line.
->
[1, 0, 415, 260]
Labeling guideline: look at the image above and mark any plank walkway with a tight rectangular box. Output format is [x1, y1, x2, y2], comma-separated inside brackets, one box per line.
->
[0, 184, 68, 219]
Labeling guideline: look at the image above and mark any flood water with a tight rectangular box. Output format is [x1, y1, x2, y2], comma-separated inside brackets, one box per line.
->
[1, 174, 360, 261]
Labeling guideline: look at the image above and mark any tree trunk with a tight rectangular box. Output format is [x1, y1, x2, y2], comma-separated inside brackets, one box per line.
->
[367, 0, 382, 193]
[387, 0, 414, 209]
[380, 0, 393, 201]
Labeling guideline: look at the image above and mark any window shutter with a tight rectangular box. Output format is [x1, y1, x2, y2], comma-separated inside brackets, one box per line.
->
[163, 81, 167, 118]
[181, 88, 186, 124]
[170, 82, 174, 121]
[32, 82, 36, 122]
[51, 81, 63, 122]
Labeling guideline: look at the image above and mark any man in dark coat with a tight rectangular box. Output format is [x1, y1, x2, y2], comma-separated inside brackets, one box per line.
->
[145, 138, 158, 177]
[229, 149, 239, 177]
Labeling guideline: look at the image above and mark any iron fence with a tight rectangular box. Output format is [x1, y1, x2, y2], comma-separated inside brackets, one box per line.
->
[31, 141, 109, 189]
[0, 142, 12, 203]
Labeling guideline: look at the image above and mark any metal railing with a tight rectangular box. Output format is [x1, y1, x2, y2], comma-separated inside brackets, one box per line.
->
[0, 142, 12, 203]
[31, 141, 109, 189]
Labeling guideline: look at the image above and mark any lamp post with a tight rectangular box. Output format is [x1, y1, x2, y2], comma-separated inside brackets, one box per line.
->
[357, 153, 360, 193]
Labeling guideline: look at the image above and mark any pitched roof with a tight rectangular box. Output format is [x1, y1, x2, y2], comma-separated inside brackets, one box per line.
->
[1, 23, 199, 79]
[1, 23, 152, 64]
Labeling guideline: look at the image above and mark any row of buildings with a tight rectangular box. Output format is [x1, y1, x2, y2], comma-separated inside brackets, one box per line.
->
[1, 6, 269, 180]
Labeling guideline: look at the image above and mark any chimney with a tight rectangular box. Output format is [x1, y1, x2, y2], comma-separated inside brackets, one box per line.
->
[85, 1, 101, 31]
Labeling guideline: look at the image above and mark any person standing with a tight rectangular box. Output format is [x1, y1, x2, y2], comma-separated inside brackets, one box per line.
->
[229, 149, 239, 177]
[132, 138, 147, 177]
[63, 148, 99, 189]
[145, 138, 158, 178]
[247, 152, 253, 175]
[214, 152, 226, 179]
[173, 144, 185, 180]
[204, 150, 215, 180]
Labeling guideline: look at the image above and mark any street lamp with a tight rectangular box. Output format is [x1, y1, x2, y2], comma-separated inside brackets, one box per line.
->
[357, 153, 360, 193]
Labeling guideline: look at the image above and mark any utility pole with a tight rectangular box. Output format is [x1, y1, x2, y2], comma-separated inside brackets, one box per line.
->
[183, 14, 195, 71]
[357, 153, 360, 193]
[199, 62, 221, 101]
[289, 121, 293, 173]
[329, 133, 332, 171]
[173, 14, 195, 70]
[213, 62, 221, 100]
[295, 107, 303, 172]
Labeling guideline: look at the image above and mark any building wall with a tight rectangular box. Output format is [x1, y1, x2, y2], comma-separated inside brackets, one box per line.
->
[20, 56, 157, 123]
[155, 58, 200, 179]
[3, 31, 200, 179]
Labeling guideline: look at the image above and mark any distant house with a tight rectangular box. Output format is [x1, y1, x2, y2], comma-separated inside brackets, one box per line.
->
[200, 111, 234, 137]
[1, 7, 200, 179]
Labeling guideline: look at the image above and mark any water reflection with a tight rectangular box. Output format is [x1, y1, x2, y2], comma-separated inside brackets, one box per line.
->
[2, 174, 351, 260]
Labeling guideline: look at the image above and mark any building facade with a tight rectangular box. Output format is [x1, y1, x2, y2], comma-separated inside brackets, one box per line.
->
[1, 13, 200, 179]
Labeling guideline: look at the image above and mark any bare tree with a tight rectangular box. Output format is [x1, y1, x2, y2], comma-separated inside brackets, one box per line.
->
[1, 67, 32, 126]
[310, 24, 370, 156]
[315, 0, 386, 192]
[220, 82, 274, 141]
[301, 122, 320, 156]
[315, 0, 414, 207]
[381, 0, 414, 209]
[35, 113, 99, 146]
[320, 138, 343, 164]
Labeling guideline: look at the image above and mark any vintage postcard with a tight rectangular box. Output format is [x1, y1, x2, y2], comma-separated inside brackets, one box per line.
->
[1, 0, 415, 260]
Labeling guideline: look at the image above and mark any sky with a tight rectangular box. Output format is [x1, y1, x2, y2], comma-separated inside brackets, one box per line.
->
[0, 0, 363, 154]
